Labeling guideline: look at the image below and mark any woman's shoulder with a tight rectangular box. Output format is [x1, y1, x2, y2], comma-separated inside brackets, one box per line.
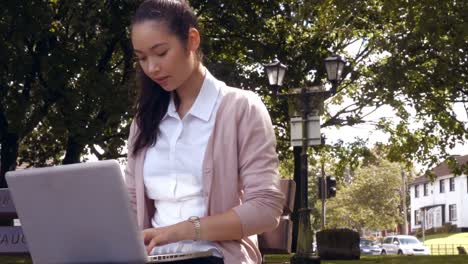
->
[217, 86, 270, 123]
[220, 86, 265, 110]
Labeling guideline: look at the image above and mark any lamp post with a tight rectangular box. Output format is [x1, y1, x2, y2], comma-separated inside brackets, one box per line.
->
[264, 55, 346, 263]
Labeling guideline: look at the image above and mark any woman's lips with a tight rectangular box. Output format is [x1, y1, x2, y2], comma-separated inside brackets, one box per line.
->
[155, 76, 169, 86]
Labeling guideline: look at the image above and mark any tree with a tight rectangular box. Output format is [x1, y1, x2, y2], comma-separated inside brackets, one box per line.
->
[324, 158, 404, 232]
[352, 0, 468, 174]
[1, 1, 138, 184]
[1, 0, 72, 187]
[2, 0, 466, 189]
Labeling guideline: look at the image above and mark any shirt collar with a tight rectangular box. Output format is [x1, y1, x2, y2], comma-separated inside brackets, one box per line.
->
[189, 69, 220, 122]
[165, 94, 178, 119]
[164, 69, 220, 122]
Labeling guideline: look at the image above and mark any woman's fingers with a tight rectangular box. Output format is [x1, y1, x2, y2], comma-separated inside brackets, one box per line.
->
[146, 237, 159, 254]
[142, 229, 153, 244]
[142, 226, 174, 254]
[142, 228, 160, 254]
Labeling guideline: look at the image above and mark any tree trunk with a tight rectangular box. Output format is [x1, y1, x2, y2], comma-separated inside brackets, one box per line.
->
[0, 133, 19, 226]
[0, 133, 19, 188]
[62, 135, 84, 165]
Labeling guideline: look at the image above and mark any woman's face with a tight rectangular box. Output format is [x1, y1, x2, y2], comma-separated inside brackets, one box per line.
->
[131, 21, 197, 92]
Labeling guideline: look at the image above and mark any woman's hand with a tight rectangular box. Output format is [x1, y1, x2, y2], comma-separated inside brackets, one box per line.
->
[142, 221, 193, 254]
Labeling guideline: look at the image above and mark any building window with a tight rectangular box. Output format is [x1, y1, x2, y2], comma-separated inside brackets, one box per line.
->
[450, 178, 455, 191]
[449, 204, 457, 221]
[415, 185, 419, 198]
[415, 210, 421, 224]
[440, 179, 445, 193]
[424, 183, 429, 196]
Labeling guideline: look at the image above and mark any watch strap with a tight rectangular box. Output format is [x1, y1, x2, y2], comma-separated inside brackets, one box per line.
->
[188, 216, 201, 241]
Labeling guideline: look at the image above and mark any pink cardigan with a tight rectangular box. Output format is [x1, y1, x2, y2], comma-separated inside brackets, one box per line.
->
[125, 86, 285, 264]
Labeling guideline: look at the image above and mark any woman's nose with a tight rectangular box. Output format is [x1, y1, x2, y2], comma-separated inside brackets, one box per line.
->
[147, 58, 161, 74]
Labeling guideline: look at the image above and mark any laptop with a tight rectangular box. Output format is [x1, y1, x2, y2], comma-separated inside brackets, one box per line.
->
[6, 160, 215, 264]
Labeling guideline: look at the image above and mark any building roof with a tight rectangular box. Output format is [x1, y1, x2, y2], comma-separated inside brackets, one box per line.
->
[410, 154, 468, 186]
[411, 175, 430, 186]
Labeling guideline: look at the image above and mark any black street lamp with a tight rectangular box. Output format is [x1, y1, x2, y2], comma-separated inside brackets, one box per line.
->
[264, 55, 346, 263]
[264, 59, 288, 96]
[324, 54, 347, 94]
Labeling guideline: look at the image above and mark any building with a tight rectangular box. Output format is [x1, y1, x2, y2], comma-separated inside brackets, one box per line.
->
[409, 155, 468, 232]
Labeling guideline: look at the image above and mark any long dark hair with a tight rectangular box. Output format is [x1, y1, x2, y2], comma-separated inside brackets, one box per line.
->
[131, 0, 200, 156]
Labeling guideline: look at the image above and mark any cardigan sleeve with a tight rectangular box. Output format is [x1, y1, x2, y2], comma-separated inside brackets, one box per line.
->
[231, 91, 285, 237]
[124, 120, 138, 216]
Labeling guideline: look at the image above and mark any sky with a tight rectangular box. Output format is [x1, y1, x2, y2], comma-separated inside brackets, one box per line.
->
[322, 100, 467, 171]
[318, 40, 467, 171]
[89, 40, 467, 174]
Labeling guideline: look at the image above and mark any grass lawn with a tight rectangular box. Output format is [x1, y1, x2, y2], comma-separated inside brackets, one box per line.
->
[424, 232, 468, 245]
[422, 232, 468, 255]
[0, 256, 31, 264]
[2, 255, 468, 264]
[265, 255, 468, 264]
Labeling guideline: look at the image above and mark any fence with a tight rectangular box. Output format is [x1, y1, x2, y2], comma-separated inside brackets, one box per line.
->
[427, 244, 468, 255]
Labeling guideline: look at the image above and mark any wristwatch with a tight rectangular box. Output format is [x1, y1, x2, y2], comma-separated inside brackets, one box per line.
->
[188, 216, 201, 241]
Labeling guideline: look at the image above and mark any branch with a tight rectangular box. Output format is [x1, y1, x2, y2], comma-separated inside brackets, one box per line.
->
[110, 58, 125, 71]
[354, 45, 373, 65]
[94, 132, 128, 144]
[464, 101, 468, 118]
[322, 100, 384, 128]
[97, 35, 121, 72]
[90, 144, 104, 160]
[119, 39, 135, 85]
[456, 87, 468, 96]
[335, 71, 361, 95]
[358, 104, 383, 120]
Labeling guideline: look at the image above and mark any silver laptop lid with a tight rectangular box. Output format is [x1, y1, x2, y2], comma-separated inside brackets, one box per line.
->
[6, 160, 148, 264]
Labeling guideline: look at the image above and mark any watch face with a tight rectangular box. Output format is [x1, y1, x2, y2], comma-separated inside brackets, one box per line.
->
[189, 216, 199, 221]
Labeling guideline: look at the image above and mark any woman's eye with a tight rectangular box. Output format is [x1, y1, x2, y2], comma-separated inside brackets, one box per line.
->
[135, 57, 146, 62]
[157, 50, 168, 56]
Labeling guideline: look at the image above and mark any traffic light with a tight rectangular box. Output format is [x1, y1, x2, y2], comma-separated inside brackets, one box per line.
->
[318, 176, 337, 199]
[326, 176, 337, 198]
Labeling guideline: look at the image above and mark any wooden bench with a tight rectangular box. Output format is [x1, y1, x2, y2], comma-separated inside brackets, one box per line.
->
[0, 188, 29, 255]
[457, 246, 467, 255]
[258, 179, 296, 261]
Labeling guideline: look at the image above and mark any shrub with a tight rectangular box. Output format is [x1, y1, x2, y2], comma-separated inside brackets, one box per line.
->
[414, 223, 458, 238]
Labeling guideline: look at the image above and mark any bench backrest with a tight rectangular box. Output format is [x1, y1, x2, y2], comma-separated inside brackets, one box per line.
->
[0, 188, 29, 255]
[258, 179, 296, 254]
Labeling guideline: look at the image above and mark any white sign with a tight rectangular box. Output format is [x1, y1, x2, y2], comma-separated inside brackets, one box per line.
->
[290, 115, 321, 147]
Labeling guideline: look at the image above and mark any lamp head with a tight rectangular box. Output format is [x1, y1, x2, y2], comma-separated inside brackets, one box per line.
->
[264, 59, 287, 86]
[325, 54, 346, 83]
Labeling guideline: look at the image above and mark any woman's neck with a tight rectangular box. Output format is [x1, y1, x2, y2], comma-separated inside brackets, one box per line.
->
[175, 63, 205, 118]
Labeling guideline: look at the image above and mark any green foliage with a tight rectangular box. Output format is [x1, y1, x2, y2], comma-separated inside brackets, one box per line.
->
[414, 224, 458, 239]
[324, 158, 404, 231]
[1, 0, 139, 170]
[1, 0, 466, 185]
[362, 0, 468, 173]
[5, 255, 468, 264]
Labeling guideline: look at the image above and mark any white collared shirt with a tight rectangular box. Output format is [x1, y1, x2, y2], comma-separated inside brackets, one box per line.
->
[143, 70, 224, 256]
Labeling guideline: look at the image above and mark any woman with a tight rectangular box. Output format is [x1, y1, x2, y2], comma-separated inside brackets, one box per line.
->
[125, 0, 285, 263]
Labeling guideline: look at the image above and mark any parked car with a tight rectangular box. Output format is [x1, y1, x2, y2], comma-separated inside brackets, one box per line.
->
[380, 235, 430, 255]
[360, 239, 382, 255]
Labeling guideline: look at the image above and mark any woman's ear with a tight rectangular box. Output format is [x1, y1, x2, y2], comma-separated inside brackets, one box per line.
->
[187, 27, 200, 53]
